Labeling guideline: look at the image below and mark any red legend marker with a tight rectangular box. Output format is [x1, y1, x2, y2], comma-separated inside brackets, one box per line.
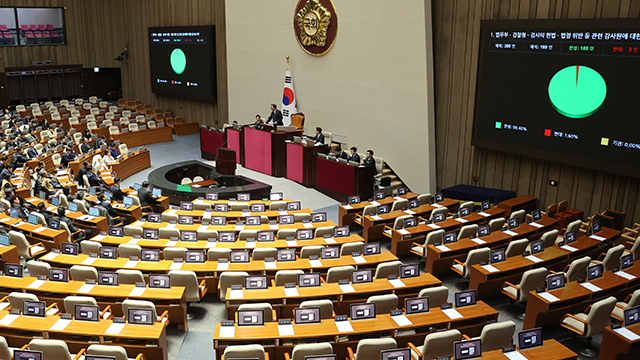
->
[544, 129, 551, 136]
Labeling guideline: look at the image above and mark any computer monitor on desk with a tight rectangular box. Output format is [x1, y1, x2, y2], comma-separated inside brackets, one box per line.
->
[381, 349, 411, 360]
[13, 350, 42, 360]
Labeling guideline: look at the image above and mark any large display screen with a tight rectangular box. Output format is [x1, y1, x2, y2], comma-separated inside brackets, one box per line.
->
[472, 19, 640, 177]
[149, 25, 216, 102]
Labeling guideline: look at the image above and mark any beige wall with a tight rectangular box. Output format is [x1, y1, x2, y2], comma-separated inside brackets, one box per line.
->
[226, 0, 436, 193]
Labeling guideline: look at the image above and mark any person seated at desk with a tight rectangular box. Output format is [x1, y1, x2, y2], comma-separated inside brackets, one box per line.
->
[26, 129, 38, 143]
[8, 195, 28, 220]
[97, 192, 128, 225]
[267, 104, 283, 126]
[80, 137, 92, 154]
[2, 109, 10, 121]
[102, 151, 116, 166]
[61, 132, 74, 146]
[334, 146, 348, 160]
[35, 202, 51, 224]
[107, 143, 119, 159]
[254, 115, 264, 125]
[94, 135, 107, 150]
[85, 166, 105, 190]
[61, 147, 78, 168]
[4, 136, 16, 150]
[347, 147, 360, 164]
[17, 113, 32, 125]
[16, 133, 28, 145]
[363, 149, 377, 175]
[0, 156, 7, 175]
[308, 127, 325, 145]
[54, 206, 91, 241]
[40, 170, 54, 196]
[74, 161, 89, 184]
[10, 146, 29, 167]
[138, 180, 159, 212]
[25, 145, 37, 160]
[0, 170, 12, 189]
[110, 177, 125, 202]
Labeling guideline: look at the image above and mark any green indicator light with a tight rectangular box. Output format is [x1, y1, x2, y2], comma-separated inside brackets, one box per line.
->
[495, 122, 502, 129]
[548, 65, 606, 118]
[170, 48, 187, 75]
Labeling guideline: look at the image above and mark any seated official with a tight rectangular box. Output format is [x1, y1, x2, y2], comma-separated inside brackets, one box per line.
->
[40, 171, 55, 196]
[10, 147, 29, 167]
[80, 137, 92, 154]
[35, 202, 51, 224]
[107, 143, 119, 159]
[138, 181, 159, 212]
[110, 177, 125, 202]
[267, 104, 283, 126]
[94, 135, 107, 150]
[25, 145, 37, 159]
[334, 146, 348, 160]
[54, 206, 92, 241]
[85, 166, 105, 189]
[347, 147, 360, 164]
[308, 127, 325, 145]
[74, 161, 89, 184]
[8, 195, 28, 220]
[254, 115, 264, 125]
[363, 149, 377, 174]
[97, 193, 128, 225]
[61, 147, 78, 168]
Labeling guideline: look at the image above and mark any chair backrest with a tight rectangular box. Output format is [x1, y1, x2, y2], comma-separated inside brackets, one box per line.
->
[417, 193, 432, 205]
[489, 217, 505, 232]
[169, 270, 201, 302]
[546, 203, 558, 217]
[230, 203, 249, 211]
[252, 247, 277, 261]
[515, 267, 548, 302]
[505, 239, 529, 258]
[421, 329, 462, 360]
[8, 292, 38, 309]
[70, 265, 98, 281]
[314, 226, 334, 238]
[208, 248, 231, 261]
[0, 336, 11, 359]
[361, 205, 377, 216]
[68, 117, 79, 125]
[27, 260, 50, 277]
[557, 200, 569, 212]
[340, 241, 363, 257]
[354, 338, 397, 360]
[118, 244, 141, 258]
[631, 239, 640, 262]
[198, 229, 218, 240]
[163, 247, 187, 261]
[425, 229, 445, 246]
[566, 256, 592, 283]
[129, 123, 139, 132]
[429, 207, 448, 221]
[391, 199, 408, 212]
[122, 299, 158, 321]
[115, 269, 145, 285]
[299, 300, 334, 320]
[118, 143, 129, 155]
[391, 215, 413, 229]
[373, 260, 401, 279]
[602, 244, 626, 272]
[28, 339, 73, 360]
[219, 271, 249, 301]
[9, 230, 31, 258]
[269, 201, 286, 210]
[627, 289, 640, 308]
[367, 294, 398, 314]
[181, 177, 192, 185]
[541, 229, 560, 248]
[463, 248, 491, 277]
[86, 345, 130, 360]
[123, 225, 143, 237]
[193, 202, 212, 211]
[326, 265, 355, 283]
[480, 321, 516, 352]
[223, 344, 266, 360]
[159, 228, 180, 239]
[457, 224, 478, 240]
[293, 213, 311, 222]
[148, 120, 157, 129]
[109, 126, 119, 135]
[87, 121, 97, 130]
[510, 209, 526, 223]
[52, 153, 62, 166]
[63, 295, 98, 313]
[238, 303, 274, 322]
[418, 286, 449, 308]
[291, 343, 333, 360]
[80, 240, 102, 254]
[584, 296, 617, 337]
[459, 201, 475, 214]
[276, 229, 297, 240]
[300, 245, 323, 259]
[566, 219, 582, 233]
[275, 270, 304, 286]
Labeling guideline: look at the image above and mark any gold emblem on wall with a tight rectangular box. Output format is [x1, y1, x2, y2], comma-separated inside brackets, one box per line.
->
[294, 0, 338, 56]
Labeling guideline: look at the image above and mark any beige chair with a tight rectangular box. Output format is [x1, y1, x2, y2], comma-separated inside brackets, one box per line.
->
[274, 270, 304, 286]
[348, 338, 397, 360]
[148, 120, 157, 129]
[459, 201, 475, 215]
[505, 239, 529, 258]
[340, 241, 363, 256]
[68, 117, 79, 125]
[118, 244, 141, 258]
[63, 296, 111, 319]
[269, 201, 286, 210]
[193, 175, 204, 182]
[198, 229, 218, 240]
[326, 265, 354, 283]
[8, 292, 58, 315]
[314, 226, 334, 238]
[541, 229, 560, 247]
[103, 119, 113, 127]
[384, 215, 413, 237]
[489, 217, 505, 232]
[86, 345, 134, 360]
[129, 123, 139, 132]
[81, 240, 102, 254]
[293, 213, 311, 222]
[120, 117, 130, 125]
[558, 200, 569, 212]
[218, 272, 249, 301]
[252, 247, 276, 261]
[300, 245, 323, 259]
[164, 247, 187, 260]
[593, 244, 625, 272]
[223, 344, 268, 360]
[501, 267, 548, 302]
[373, 260, 401, 279]
[181, 177, 192, 185]
[410, 229, 445, 257]
[566, 219, 583, 234]
[429, 207, 448, 222]
[417, 193, 432, 205]
[193, 202, 212, 211]
[123, 225, 143, 237]
[560, 296, 617, 356]
[457, 224, 478, 240]
[208, 248, 231, 261]
[28, 339, 79, 360]
[367, 294, 398, 314]
[408, 329, 461, 360]
[118, 143, 129, 155]
[0, 335, 13, 359]
[562, 256, 592, 283]
[159, 228, 180, 239]
[116, 269, 145, 285]
[451, 248, 490, 278]
[239, 230, 259, 240]
[26, 260, 50, 277]
[510, 209, 526, 223]
[238, 303, 276, 322]
[288, 343, 333, 360]
[122, 299, 169, 324]
[161, 213, 178, 223]
[169, 270, 207, 303]
[109, 125, 120, 135]
[613, 289, 640, 321]
[9, 230, 46, 259]
[87, 121, 98, 131]
[391, 199, 408, 211]
[475, 321, 516, 352]
[418, 286, 449, 308]
[299, 299, 334, 319]
[230, 203, 250, 211]
[277, 229, 297, 240]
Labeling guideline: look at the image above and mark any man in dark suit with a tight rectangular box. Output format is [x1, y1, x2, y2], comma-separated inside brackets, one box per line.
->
[85, 166, 104, 189]
[80, 137, 92, 154]
[110, 177, 125, 202]
[75, 161, 89, 184]
[335, 146, 348, 160]
[54, 206, 91, 241]
[347, 147, 360, 164]
[363, 149, 377, 175]
[94, 135, 107, 150]
[97, 192, 128, 225]
[138, 180, 158, 211]
[267, 104, 283, 126]
[309, 127, 325, 145]
[61, 147, 78, 168]
[8, 196, 28, 220]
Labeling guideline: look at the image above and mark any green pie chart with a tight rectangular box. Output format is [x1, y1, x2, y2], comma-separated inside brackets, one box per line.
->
[548, 65, 606, 118]
[170, 48, 187, 75]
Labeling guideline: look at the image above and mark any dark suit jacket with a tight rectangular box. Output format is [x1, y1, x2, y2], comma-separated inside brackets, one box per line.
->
[86, 172, 102, 187]
[101, 201, 118, 217]
[137, 187, 155, 207]
[311, 133, 325, 144]
[54, 215, 80, 235]
[75, 167, 87, 183]
[268, 109, 283, 125]
[337, 151, 348, 160]
[61, 152, 77, 168]
[80, 143, 92, 154]
[363, 157, 377, 174]
[26, 147, 37, 159]
[110, 184, 125, 201]
[347, 153, 360, 164]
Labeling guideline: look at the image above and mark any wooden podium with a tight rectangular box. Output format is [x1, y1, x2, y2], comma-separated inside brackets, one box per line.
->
[216, 147, 236, 176]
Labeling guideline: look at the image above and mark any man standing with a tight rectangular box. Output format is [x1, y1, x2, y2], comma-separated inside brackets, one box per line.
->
[363, 149, 377, 175]
[267, 104, 283, 126]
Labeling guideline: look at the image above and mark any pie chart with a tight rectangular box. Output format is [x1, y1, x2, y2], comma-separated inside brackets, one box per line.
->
[170, 48, 187, 75]
[548, 65, 606, 118]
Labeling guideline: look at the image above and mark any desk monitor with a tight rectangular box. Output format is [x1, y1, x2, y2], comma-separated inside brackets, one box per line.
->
[109, 226, 123, 237]
[624, 306, 640, 327]
[297, 229, 313, 240]
[211, 216, 227, 225]
[8, 208, 17, 219]
[237, 193, 251, 201]
[98, 271, 118, 286]
[433, 211, 446, 223]
[481, 200, 491, 211]
[181, 230, 197, 242]
[377, 204, 390, 215]
[49, 268, 68, 283]
[22, 300, 45, 318]
[230, 250, 250, 263]
[401, 264, 419, 279]
[277, 248, 296, 262]
[334, 226, 349, 238]
[591, 220, 601, 234]
[294, 307, 321, 324]
[279, 214, 294, 224]
[478, 224, 490, 237]
[206, 193, 218, 201]
[128, 308, 155, 325]
[373, 190, 385, 200]
[147, 213, 161, 223]
[408, 198, 420, 209]
[454, 339, 481, 360]
[443, 231, 457, 244]
[27, 214, 38, 226]
[86, 356, 117, 360]
[397, 187, 408, 196]
[321, 247, 339, 259]
[530, 240, 544, 255]
[270, 192, 283, 201]
[178, 215, 193, 225]
[141, 248, 160, 261]
[0, 235, 8, 247]
[100, 246, 117, 259]
[51, 196, 60, 206]
[133, 183, 142, 191]
[508, 217, 519, 230]
[455, 290, 477, 308]
[287, 201, 301, 211]
[149, 274, 171, 289]
[621, 253, 634, 270]
[587, 263, 603, 281]
[245, 216, 261, 226]
[180, 201, 193, 211]
[381, 348, 411, 360]
[245, 275, 268, 290]
[348, 195, 360, 205]
[433, 193, 444, 202]
[237, 309, 265, 327]
[305, 357, 336, 360]
[185, 250, 205, 263]
[459, 206, 471, 217]
[123, 197, 133, 207]
[61, 242, 78, 255]
[68, 201, 80, 213]
[546, 273, 565, 291]
[403, 217, 417, 228]
[74, 304, 99, 322]
[89, 207, 100, 217]
[363, 243, 381, 256]
[13, 350, 42, 360]
[311, 212, 327, 222]
[518, 328, 543, 350]
[214, 204, 228, 213]
[352, 269, 373, 284]
[143, 228, 159, 240]
[298, 273, 320, 287]
[564, 230, 577, 244]
[152, 188, 162, 197]
[405, 297, 429, 315]
[490, 248, 506, 264]
[532, 209, 542, 222]
[350, 303, 376, 320]
[251, 203, 266, 212]
[257, 231, 274, 241]
[105, 193, 112, 202]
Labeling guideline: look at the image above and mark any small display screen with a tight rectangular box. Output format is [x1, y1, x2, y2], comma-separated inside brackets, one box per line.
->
[624, 306, 640, 327]
[48, 219, 60, 230]
[147, 213, 161, 223]
[374, 190, 385, 200]
[141, 249, 159, 261]
[321, 247, 339, 259]
[89, 207, 100, 217]
[245, 275, 268, 289]
[621, 253, 634, 270]
[381, 349, 411, 360]
[4, 263, 23, 277]
[350, 303, 376, 320]
[287, 201, 301, 211]
[109, 226, 123, 237]
[13, 350, 42, 360]
[237, 309, 264, 326]
[98, 271, 118, 286]
[334, 226, 349, 238]
[530, 240, 544, 254]
[152, 188, 162, 197]
[433, 212, 446, 223]
[532, 209, 542, 221]
[237, 193, 250, 201]
[454, 340, 481, 360]
[245, 216, 261, 225]
[294, 307, 321, 324]
[277, 249, 296, 262]
[0, 235, 9, 247]
[443, 231, 457, 244]
[403, 217, 417, 228]
[185, 250, 205, 263]
[22, 300, 45, 317]
[68, 203, 78, 212]
[518, 328, 543, 350]
[460, 207, 471, 217]
[363, 243, 381, 255]
[149, 274, 170, 289]
[478, 224, 490, 237]
[508, 217, 519, 229]
[75, 304, 99, 322]
[205, 193, 218, 200]
[61, 242, 78, 255]
[311, 212, 327, 222]
[100, 247, 117, 259]
[351, 269, 373, 284]
[279, 215, 294, 224]
[270, 192, 283, 201]
[481, 200, 490, 211]
[180, 201, 193, 211]
[405, 297, 429, 315]
[230, 250, 250, 263]
[214, 204, 228, 212]
[490, 249, 506, 264]
[298, 273, 320, 287]
[181, 231, 197, 242]
[455, 290, 477, 308]
[348, 195, 360, 204]
[257, 231, 274, 241]
[49, 268, 68, 282]
[546, 273, 565, 290]
[178, 215, 193, 225]
[27, 214, 38, 225]
[251, 203, 265, 212]
[592, 220, 601, 234]
[211, 216, 226, 225]
[143, 228, 159, 240]
[297, 229, 313, 240]
[377, 205, 390, 215]
[401, 264, 419, 278]
[123, 197, 133, 207]
[564, 230, 577, 244]
[128, 308, 154, 325]
[587, 264, 603, 280]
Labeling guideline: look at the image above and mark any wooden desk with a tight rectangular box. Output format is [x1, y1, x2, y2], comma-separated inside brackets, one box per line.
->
[0, 274, 188, 331]
[199, 198, 293, 206]
[122, 188, 170, 212]
[601, 323, 640, 360]
[11, 166, 31, 200]
[338, 193, 419, 227]
[315, 157, 376, 202]
[172, 121, 199, 136]
[110, 126, 173, 148]
[497, 195, 537, 217]
[109, 150, 151, 181]
[362, 199, 460, 242]
[26, 197, 109, 233]
[68, 149, 106, 176]
[286, 141, 329, 187]
[243, 126, 300, 177]
[388, 207, 506, 256]
[470, 227, 621, 299]
[200, 128, 225, 161]
[26, 149, 61, 173]
[425, 216, 560, 275]
[0, 214, 66, 250]
[127, 219, 337, 234]
[213, 301, 498, 360]
[482, 340, 576, 359]
[0, 246, 19, 265]
[166, 207, 313, 222]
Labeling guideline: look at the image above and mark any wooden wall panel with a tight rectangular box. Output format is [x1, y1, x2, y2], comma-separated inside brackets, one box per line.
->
[433, 0, 640, 225]
[0, 0, 227, 128]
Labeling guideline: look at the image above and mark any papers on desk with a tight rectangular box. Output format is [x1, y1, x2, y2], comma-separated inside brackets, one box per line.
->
[46, 206, 57, 212]
[370, 215, 383, 221]
[589, 234, 606, 241]
[343, 205, 353, 210]
[339, 284, 356, 293]
[127, 238, 140, 245]
[194, 199, 204, 204]
[218, 326, 236, 338]
[615, 327, 640, 341]
[370, 201, 381, 206]
[538, 291, 560, 303]
[284, 287, 299, 297]
[170, 262, 183, 270]
[404, 210, 416, 215]
[471, 238, 486, 245]
[235, 224, 245, 231]
[286, 240, 298, 247]
[164, 223, 177, 229]
[0, 313, 19, 326]
[435, 245, 451, 252]
[105, 322, 126, 335]
[191, 184, 201, 188]
[0, 218, 9, 223]
[324, 238, 337, 244]
[77, 283, 95, 293]
[41, 252, 58, 261]
[246, 241, 256, 249]
[504, 351, 529, 360]
[50, 318, 72, 331]
[302, 222, 313, 228]
[278, 210, 288, 216]
[397, 229, 410, 235]
[388, 278, 406, 288]
[442, 308, 463, 320]
[81, 257, 97, 265]
[269, 224, 279, 230]
[278, 324, 295, 336]
[503, 230, 519, 236]
[561, 245, 578, 252]
[529, 222, 544, 228]
[27, 279, 46, 289]
[352, 256, 366, 264]
[393, 196, 403, 201]
[77, 215, 93, 221]
[123, 260, 138, 269]
[615, 271, 637, 280]
[335, 320, 354, 333]
[391, 314, 413, 327]
[264, 261, 277, 270]
[525, 255, 543, 263]
[167, 208, 178, 215]
[14, 221, 26, 226]
[580, 282, 602, 292]
[132, 221, 144, 226]
[309, 259, 323, 268]
[432, 203, 444, 208]
[93, 234, 106, 241]
[206, 242, 217, 249]
[481, 264, 500, 273]
[165, 240, 178, 247]
[427, 224, 441, 229]
[129, 287, 146, 297]
[217, 263, 229, 271]
[478, 212, 491, 217]
[33, 226, 47, 233]
[229, 289, 243, 299]
[198, 225, 209, 232]
[454, 217, 469, 223]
